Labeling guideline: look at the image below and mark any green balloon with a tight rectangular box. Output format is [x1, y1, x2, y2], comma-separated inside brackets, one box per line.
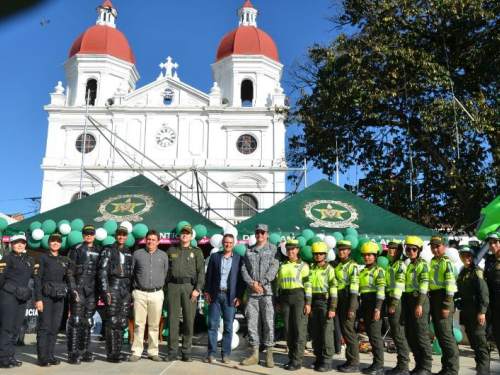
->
[296, 236, 307, 248]
[0, 217, 8, 231]
[432, 338, 442, 355]
[234, 243, 247, 257]
[193, 224, 207, 239]
[41, 235, 50, 250]
[307, 236, 322, 246]
[453, 328, 463, 343]
[430, 322, 435, 334]
[176, 221, 191, 234]
[269, 233, 282, 246]
[28, 238, 41, 249]
[376, 242, 384, 255]
[344, 227, 358, 237]
[301, 229, 314, 241]
[42, 219, 57, 235]
[132, 223, 149, 239]
[125, 233, 136, 247]
[67, 230, 84, 246]
[102, 236, 116, 246]
[356, 237, 371, 251]
[190, 239, 198, 247]
[344, 234, 359, 250]
[376, 256, 389, 270]
[350, 249, 363, 264]
[71, 218, 84, 232]
[61, 236, 68, 250]
[299, 245, 313, 261]
[332, 232, 344, 242]
[103, 220, 118, 235]
[29, 221, 42, 231]
[57, 220, 70, 229]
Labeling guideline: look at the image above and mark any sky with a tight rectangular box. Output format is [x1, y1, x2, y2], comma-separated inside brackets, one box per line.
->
[0, 0, 341, 218]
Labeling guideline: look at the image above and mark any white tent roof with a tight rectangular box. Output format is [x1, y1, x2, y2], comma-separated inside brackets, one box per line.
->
[0, 212, 17, 224]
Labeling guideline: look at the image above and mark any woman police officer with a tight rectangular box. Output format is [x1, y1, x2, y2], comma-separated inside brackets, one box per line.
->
[34, 232, 69, 367]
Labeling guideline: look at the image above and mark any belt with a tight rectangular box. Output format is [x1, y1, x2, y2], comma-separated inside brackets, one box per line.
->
[280, 288, 304, 296]
[136, 287, 162, 293]
[219, 289, 228, 294]
[169, 277, 194, 285]
[312, 293, 328, 300]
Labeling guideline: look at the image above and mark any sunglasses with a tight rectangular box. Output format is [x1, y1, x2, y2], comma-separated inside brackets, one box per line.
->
[255, 230, 266, 235]
[405, 247, 419, 253]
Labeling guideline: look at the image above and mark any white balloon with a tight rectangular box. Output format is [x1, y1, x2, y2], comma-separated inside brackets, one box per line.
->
[420, 249, 433, 263]
[191, 229, 196, 240]
[217, 331, 223, 342]
[323, 235, 337, 249]
[233, 319, 240, 333]
[210, 234, 223, 248]
[326, 249, 336, 262]
[59, 223, 72, 235]
[280, 241, 287, 256]
[205, 256, 211, 267]
[224, 226, 238, 238]
[316, 233, 325, 240]
[231, 333, 239, 350]
[248, 235, 257, 246]
[31, 228, 44, 241]
[95, 228, 107, 241]
[210, 248, 220, 255]
[120, 221, 133, 233]
[445, 247, 460, 263]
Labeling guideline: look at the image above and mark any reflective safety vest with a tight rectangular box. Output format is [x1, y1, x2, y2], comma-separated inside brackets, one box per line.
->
[429, 255, 457, 296]
[360, 264, 386, 300]
[310, 264, 338, 298]
[405, 258, 429, 294]
[334, 259, 359, 294]
[277, 259, 312, 299]
[386, 259, 406, 300]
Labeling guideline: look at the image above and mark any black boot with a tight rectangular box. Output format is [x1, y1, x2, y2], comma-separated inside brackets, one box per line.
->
[67, 325, 81, 364]
[80, 326, 95, 362]
[115, 329, 129, 362]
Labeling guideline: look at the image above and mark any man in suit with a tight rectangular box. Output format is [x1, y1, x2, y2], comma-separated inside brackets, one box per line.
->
[203, 234, 245, 364]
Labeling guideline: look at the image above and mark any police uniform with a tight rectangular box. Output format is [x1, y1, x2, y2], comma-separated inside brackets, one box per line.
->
[0, 235, 34, 369]
[428, 236, 459, 375]
[333, 240, 360, 372]
[309, 242, 338, 372]
[359, 242, 386, 375]
[34, 233, 68, 366]
[277, 239, 311, 370]
[166, 226, 205, 361]
[404, 237, 433, 375]
[97, 227, 133, 363]
[385, 241, 410, 375]
[67, 225, 101, 364]
[484, 232, 500, 356]
[456, 246, 490, 375]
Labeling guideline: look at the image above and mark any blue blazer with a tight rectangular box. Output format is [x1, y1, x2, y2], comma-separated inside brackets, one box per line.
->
[204, 251, 245, 307]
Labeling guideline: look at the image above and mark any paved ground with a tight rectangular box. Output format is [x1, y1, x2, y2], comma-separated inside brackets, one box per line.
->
[4, 334, 500, 374]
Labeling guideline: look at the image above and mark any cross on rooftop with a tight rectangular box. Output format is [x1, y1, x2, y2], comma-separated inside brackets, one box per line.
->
[159, 56, 179, 78]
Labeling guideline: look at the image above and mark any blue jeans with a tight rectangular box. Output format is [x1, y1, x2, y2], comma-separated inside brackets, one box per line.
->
[207, 293, 236, 357]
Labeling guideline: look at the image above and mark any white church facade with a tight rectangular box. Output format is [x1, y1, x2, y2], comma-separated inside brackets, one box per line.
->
[40, 0, 288, 226]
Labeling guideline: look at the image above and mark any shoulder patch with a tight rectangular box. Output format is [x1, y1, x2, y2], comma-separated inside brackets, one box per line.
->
[476, 269, 484, 279]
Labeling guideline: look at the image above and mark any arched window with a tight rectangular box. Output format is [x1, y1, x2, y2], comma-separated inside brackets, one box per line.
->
[85, 79, 97, 106]
[75, 133, 96, 153]
[70, 192, 89, 203]
[234, 194, 258, 217]
[236, 134, 257, 155]
[241, 79, 253, 107]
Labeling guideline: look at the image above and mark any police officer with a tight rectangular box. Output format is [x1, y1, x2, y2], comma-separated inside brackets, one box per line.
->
[309, 241, 337, 373]
[165, 225, 205, 362]
[34, 232, 68, 367]
[403, 236, 432, 375]
[332, 240, 360, 373]
[456, 245, 490, 375]
[276, 239, 311, 371]
[359, 242, 386, 375]
[67, 225, 101, 364]
[0, 234, 34, 369]
[428, 236, 459, 375]
[385, 240, 410, 375]
[484, 231, 500, 355]
[97, 226, 133, 363]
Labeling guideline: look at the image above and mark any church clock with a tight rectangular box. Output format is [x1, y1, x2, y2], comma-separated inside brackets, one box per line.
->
[156, 126, 176, 147]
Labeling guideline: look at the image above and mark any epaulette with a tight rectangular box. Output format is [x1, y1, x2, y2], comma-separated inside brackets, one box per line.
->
[476, 269, 484, 279]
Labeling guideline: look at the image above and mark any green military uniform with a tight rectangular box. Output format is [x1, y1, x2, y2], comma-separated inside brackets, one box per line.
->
[166, 243, 205, 358]
[456, 247, 490, 375]
[309, 262, 338, 370]
[484, 232, 500, 356]
[386, 256, 410, 374]
[405, 258, 433, 374]
[428, 239, 459, 375]
[277, 258, 311, 368]
[334, 256, 360, 368]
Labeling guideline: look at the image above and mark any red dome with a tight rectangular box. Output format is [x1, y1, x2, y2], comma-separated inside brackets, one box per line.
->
[216, 26, 279, 62]
[69, 25, 135, 65]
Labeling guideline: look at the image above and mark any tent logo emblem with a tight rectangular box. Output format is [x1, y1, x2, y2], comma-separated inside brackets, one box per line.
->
[95, 194, 154, 222]
[304, 200, 359, 228]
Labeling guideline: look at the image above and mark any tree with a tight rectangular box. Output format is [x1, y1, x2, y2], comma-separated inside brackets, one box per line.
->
[286, 0, 500, 233]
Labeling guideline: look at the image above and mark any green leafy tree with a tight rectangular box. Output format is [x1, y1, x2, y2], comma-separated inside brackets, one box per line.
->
[286, 0, 500, 232]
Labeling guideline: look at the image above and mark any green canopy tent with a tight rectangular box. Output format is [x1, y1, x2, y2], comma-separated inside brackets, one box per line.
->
[4, 175, 221, 245]
[236, 179, 437, 241]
